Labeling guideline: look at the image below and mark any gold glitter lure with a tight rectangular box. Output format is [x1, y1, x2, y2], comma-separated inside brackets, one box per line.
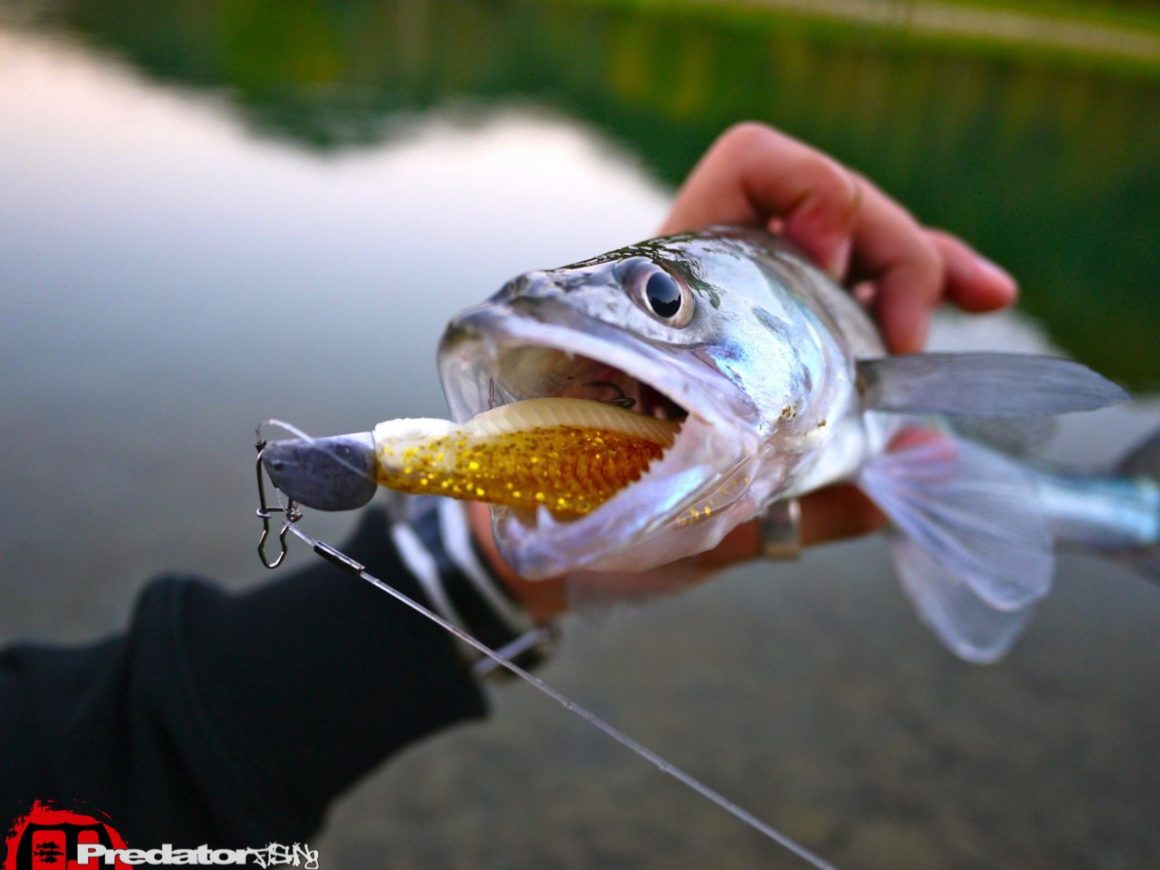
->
[373, 398, 679, 518]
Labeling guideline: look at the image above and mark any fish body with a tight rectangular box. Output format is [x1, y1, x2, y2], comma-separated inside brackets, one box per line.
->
[264, 228, 1159, 661]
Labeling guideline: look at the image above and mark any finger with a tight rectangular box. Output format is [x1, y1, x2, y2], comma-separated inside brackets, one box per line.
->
[847, 175, 944, 353]
[660, 122, 860, 278]
[799, 486, 885, 546]
[843, 174, 944, 353]
[926, 229, 1018, 312]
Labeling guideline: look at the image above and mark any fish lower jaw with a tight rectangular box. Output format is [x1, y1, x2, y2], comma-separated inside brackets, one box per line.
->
[492, 413, 756, 578]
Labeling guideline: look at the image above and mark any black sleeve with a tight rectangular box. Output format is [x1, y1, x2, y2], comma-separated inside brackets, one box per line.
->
[0, 508, 486, 847]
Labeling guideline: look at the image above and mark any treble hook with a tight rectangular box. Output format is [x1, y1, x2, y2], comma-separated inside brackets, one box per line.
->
[255, 437, 302, 569]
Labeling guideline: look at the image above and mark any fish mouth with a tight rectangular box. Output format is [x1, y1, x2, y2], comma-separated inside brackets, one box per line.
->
[469, 344, 691, 424]
[438, 299, 758, 577]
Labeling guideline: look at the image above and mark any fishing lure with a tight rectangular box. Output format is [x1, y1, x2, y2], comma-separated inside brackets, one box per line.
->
[371, 397, 679, 518]
[261, 397, 680, 520]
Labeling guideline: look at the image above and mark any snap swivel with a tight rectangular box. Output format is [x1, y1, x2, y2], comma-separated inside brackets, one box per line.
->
[255, 437, 302, 569]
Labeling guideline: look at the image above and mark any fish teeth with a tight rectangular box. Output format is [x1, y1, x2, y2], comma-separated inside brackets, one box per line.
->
[534, 503, 558, 531]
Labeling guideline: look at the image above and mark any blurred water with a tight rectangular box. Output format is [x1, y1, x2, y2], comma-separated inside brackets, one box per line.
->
[1, 11, 1158, 870]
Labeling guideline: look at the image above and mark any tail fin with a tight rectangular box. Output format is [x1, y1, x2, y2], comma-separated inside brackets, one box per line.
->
[1115, 428, 1160, 582]
[859, 431, 1053, 663]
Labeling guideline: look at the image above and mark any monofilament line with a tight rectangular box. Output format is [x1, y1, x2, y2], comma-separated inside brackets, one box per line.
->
[286, 523, 837, 870]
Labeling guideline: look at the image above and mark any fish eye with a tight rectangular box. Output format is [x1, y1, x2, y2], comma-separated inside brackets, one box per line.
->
[645, 272, 681, 317]
[629, 263, 694, 327]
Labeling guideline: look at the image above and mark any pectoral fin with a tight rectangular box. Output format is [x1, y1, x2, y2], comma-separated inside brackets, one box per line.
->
[859, 432, 1054, 662]
[889, 535, 1036, 664]
[857, 353, 1127, 417]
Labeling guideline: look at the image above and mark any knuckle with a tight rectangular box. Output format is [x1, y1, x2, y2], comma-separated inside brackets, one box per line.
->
[712, 121, 778, 162]
[925, 227, 969, 261]
[720, 120, 775, 148]
[820, 160, 860, 218]
[925, 226, 954, 246]
[792, 157, 860, 225]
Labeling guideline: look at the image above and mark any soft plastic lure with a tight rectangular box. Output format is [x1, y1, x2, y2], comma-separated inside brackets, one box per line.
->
[374, 398, 679, 518]
[262, 398, 680, 520]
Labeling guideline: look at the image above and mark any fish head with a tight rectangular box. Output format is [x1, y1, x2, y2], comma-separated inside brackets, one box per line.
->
[437, 229, 842, 578]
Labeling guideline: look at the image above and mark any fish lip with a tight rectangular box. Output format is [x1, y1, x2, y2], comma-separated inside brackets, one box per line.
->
[437, 298, 758, 577]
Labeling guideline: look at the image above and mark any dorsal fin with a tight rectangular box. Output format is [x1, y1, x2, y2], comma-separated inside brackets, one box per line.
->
[857, 353, 1127, 417]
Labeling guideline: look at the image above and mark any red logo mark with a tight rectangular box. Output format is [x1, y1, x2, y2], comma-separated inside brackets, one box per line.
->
[3, 801, 128, 870]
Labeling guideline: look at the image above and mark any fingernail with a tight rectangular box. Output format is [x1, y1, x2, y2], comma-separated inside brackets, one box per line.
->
[826, 237, 852, 280]
[851, 280, 876, 306]
[974, 255, 1017, 292]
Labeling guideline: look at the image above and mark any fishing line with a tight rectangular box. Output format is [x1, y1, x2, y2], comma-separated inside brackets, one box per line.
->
[260, 420, 837, 868]
[263, 418, 315, 443]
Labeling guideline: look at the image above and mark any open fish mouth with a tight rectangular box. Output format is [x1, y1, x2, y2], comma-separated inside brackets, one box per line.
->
[486, 345, 691, 424]
[438, 299, 758, 577]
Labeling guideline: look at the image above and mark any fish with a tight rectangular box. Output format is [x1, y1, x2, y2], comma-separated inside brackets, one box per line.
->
[262, 227, 1160, 662]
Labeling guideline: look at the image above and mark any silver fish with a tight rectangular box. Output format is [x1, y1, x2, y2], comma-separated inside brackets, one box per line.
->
[264, 228, 1159, 662]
